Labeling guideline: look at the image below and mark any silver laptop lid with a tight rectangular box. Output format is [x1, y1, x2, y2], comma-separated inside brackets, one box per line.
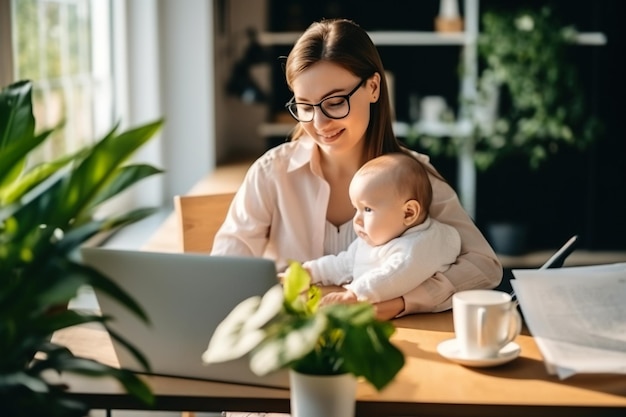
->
[80, 247, 289, 388]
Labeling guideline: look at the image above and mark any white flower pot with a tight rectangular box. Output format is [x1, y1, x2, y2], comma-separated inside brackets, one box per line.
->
[289, 370, 357, 417]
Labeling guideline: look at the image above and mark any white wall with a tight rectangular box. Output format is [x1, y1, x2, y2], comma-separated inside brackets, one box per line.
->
[120, 0, 217, 207]
[117, 0, 164, 207]
[158, 0, 216, 199]
[118, 0, 278, 210]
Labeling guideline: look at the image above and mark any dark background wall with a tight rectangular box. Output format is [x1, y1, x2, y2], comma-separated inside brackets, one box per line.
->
[266, 0, 625, 251]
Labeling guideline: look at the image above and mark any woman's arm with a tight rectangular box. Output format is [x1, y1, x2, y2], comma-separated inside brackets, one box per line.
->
[373, 297, 406, 321]
[402, 151, 503, 315]
[211, 158, 274, 257]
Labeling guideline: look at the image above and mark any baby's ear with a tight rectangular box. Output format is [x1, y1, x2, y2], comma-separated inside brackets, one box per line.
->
[404, 200, 421, 226]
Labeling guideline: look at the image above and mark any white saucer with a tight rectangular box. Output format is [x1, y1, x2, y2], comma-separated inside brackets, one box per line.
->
[437, 339, 521, 367]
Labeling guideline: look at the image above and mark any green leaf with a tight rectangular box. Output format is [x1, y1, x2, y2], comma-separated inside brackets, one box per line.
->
[0, 372, 49, 393]
[202, 295, 266, 364]
[88, 163, 164, 209]
[79, 263, 149, 323]
[0, 80, 35, 150]
[2, 171, 67, 244]
[33, 270, 87, 308]
[104, 324, 152, 372]
[39, 354, 154, 405]
[283, 260, 311, 306]
[58, 207, 159, 253]
[0, 148, 78, 204]
[110, 368, 154, 406]
[250, 313, 327, 376]
[340, 322, 405, 391]
[0, 129, 53, 193]
[324, 302, 376, 327]
[31, 311, 107, 338]
[58, 121, 163, 221]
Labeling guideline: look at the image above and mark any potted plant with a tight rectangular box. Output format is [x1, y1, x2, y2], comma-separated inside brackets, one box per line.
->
[0, 80, 162, 416]
[202, 261, 405, 417]
[412, 6, 601, 254]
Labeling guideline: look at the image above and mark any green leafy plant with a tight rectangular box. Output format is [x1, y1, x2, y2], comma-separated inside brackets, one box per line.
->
[414, 6, 601, 171]
[0, 80, 163, 416]
[202, 261, 405, 391]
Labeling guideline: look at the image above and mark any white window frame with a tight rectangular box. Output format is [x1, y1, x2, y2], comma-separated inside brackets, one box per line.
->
[0, 0, 13, 88]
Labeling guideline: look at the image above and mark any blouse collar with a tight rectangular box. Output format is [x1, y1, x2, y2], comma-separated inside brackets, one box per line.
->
[287, 135, 323, 178]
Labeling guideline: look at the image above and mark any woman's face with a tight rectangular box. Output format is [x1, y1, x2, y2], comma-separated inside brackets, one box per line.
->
[290, 61, 379, 157]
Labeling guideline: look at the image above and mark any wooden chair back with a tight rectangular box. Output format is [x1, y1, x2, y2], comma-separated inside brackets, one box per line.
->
[173, 192, 235, 253]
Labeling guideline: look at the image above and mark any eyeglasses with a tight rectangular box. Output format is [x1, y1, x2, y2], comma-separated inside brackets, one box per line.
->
[285, 79, 366, 123]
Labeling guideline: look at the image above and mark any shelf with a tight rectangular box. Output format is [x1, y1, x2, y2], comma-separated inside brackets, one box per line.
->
[258, 30, 606, 47]
[574, 32, 607, 45]
[258, 31, 468, 47]
[393, 120, 473, 138]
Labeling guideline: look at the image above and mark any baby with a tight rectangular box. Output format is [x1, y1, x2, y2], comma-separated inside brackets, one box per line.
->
[304, 152, 461, 305]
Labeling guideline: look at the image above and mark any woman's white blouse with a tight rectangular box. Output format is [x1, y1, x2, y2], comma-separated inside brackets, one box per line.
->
[211, 136, 502, 315]
[324, 220, 356, 256]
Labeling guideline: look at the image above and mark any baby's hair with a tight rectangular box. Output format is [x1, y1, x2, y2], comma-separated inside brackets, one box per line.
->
[357, 153, 433, 220]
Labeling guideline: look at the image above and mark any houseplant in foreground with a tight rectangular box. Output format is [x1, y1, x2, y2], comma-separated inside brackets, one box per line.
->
[0, 80, 162, 416]
[202, 261, 405, 417]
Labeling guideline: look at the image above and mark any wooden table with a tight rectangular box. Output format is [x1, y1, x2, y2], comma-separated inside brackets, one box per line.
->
[58, 163, 626, 415]
[54, 310, 626, 417]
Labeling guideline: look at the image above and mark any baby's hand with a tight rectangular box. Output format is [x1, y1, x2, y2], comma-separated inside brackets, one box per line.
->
[320, 290, 358, 306]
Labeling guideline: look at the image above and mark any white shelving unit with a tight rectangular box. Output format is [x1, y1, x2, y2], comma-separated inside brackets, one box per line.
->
[256, 0, 606, 218]
[259, 31, 467, 46]
[258, 29, 606, 48]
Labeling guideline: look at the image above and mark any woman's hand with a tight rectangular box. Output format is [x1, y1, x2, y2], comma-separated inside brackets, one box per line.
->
[320, 290, 358, 306]
[317, 284, 346, 296]
[372, 297, 405, 321]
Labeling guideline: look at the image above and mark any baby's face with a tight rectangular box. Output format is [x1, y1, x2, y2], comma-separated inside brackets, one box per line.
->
[349, 174, 409, 247]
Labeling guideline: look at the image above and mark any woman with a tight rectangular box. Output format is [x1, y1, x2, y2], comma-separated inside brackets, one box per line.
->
[212, 18, 502, 320]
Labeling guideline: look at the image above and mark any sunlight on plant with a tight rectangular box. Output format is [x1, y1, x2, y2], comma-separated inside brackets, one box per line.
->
[0, 80, 159, 415]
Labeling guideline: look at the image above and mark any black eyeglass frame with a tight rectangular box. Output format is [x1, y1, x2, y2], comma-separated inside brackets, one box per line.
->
[285, 78, 366, 122]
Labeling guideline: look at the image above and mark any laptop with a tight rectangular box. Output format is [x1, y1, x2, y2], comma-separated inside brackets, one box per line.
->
[80, 246, 290, 389]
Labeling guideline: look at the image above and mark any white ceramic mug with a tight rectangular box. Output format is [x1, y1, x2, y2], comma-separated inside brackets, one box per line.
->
[452, 290, 522, 359]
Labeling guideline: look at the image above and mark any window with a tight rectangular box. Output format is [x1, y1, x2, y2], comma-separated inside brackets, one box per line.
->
[9, 0, 115, 164]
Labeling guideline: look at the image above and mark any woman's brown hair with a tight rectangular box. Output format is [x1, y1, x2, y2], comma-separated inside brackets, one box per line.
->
[284, 18, 446, 184]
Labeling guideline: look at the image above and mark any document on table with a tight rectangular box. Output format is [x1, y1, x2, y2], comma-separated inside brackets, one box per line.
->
[511, 263, 626, 380]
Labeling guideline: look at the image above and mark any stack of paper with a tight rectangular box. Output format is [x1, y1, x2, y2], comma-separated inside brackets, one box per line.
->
[511, 263, 626, 379]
